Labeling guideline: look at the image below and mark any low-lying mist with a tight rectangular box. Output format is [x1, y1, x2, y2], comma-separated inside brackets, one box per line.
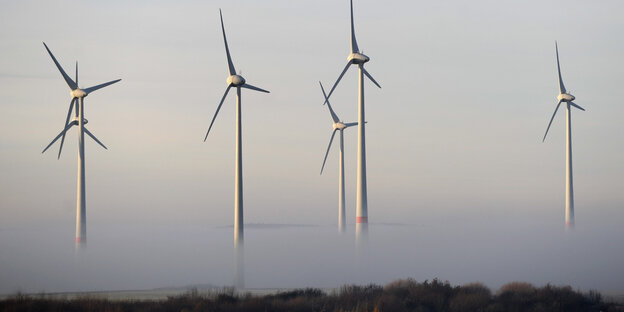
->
[1, 213, 623, 295]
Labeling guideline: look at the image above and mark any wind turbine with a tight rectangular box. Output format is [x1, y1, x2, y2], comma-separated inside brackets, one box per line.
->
[542, 41, 585, 229]
[204, 9, 269, 288]
[323, 0, 381, 240]
[319, 82, 358, 233]
[41, 42, 121, 248]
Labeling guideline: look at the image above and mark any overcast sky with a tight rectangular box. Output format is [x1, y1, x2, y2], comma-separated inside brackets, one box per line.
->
[1, 0, 624, 295]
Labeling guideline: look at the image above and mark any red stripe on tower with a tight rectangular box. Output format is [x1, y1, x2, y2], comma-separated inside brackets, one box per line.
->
[356, 216, 368, 223]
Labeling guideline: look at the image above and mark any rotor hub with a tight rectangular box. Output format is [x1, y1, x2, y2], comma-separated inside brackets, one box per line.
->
[227, 75, 246, 86]
[71, 89, 87, 98]
[71, 116, 88, 124]
[557, 93, 575, 102]
[348, 52, 370, 64]
[333, 122, 346, 130]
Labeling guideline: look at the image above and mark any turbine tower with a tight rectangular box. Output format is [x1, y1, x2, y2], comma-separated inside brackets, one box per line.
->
[204, 10, 269, 288]
[319, 82, 359, 233]
[41, 42, 121, 248]
[323, 0, 381, 241]
[542, 41, 585, 229]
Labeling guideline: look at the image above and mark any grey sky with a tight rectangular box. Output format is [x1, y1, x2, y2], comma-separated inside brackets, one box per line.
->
[1, 0, 624, 294]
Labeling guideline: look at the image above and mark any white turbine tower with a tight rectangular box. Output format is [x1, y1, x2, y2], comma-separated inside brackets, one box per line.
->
[41, 42, 121, 248]
[323, 0, 381, 241]
[319, 82, 358, 233]
[204, 10, 269, 289]
[542, 41, 585, 229]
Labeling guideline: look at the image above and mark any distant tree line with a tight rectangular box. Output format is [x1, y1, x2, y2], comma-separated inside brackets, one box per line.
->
[1, 278, 622, 312]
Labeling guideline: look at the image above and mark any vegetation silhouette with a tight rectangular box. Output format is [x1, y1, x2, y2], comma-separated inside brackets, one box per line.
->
[1, 278, 622, 312]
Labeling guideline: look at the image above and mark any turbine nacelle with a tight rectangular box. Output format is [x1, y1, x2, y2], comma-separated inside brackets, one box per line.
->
[71, 116, 88, 125]
[348, 52, 369, 64]
[333, 122, 347, 131]
[333, 121, 361, 131]
[227, 74, 246, 87]
[71, 89, 87, 98]
[557, 93, 575, 102]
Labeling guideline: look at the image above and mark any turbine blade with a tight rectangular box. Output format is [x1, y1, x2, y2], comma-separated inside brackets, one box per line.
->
[350, 0, 359, 53]
[83, 79, 122, 95]
[542, 100, 562, 142]
[319, 81, 340, 123]
[343, 122, 358, 127]
[75, 61, 78, 86]
[570, 101, 585, 111]
[57, 98, 76, 159]
[42, 42, 77, 90]
[84, 127, 108, 150]
[205, 85, 232, 141]
[555, 41, 566, 94]
[241, 83, 270, 93]
[42, 122, 75, 154]
[363, 67, 381, 88]
[324, 62, 352, 105]
[320, 130, 338, 175]
[220, 9, 236, 76]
